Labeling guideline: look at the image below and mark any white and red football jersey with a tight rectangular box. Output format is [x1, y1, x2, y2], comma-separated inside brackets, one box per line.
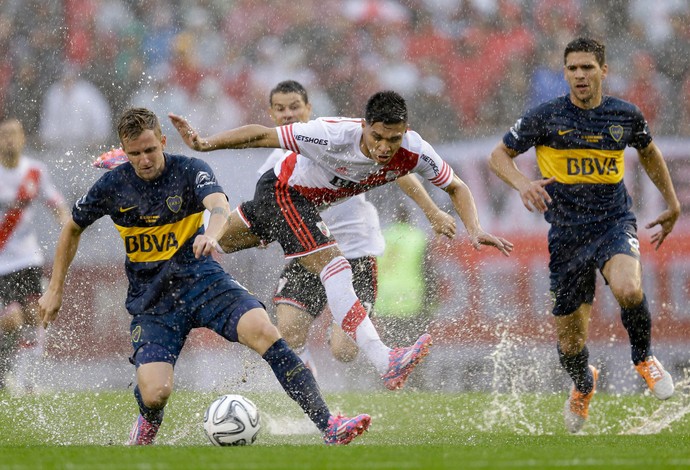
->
[275, 117, 454, 205]
[0, 157, 65, 275]
[259, 149, 385, 258]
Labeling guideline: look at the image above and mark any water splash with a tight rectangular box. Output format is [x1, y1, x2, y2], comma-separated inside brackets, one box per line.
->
[478, 328, 550, 435]
[621, 369, 690, 435]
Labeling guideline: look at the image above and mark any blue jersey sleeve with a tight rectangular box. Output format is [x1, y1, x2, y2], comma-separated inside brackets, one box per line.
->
[627, 104, 653, 150]
[502, 104, 549, 154]
[72, 172, 115, 229]
[188, 157, 225, 204]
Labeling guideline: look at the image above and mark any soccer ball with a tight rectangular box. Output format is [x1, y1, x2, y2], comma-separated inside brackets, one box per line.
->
[203, 394, 261, 446]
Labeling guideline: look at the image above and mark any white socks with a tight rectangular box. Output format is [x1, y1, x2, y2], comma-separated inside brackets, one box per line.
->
[319, 256, 390, 373]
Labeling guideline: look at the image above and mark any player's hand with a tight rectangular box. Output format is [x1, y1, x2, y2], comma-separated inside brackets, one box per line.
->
[471, 231, 514, 257]
[193, 234, 222, 258]
[517, 177, 555, 213]
[429, 211, 456, 239]
[646, 206, 680, 250]
[169, 113, 206, 151]
[38, 290, 62, 329]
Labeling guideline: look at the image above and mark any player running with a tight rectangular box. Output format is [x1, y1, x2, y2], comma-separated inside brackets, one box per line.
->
[261, 80, 456, 377]
[0, 118, 69, 392]
[39, 108, 370, 446]
[489, 37, 680, 433]
[169, 90, 513, 390]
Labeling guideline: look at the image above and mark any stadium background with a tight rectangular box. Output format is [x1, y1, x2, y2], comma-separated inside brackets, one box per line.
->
[2, 0, 689, 393]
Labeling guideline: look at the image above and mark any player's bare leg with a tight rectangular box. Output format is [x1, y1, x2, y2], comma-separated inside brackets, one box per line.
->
[217, 209, 263, 253]
[556, 304, 598, 432]
[129, 362, 173, 445]
[276, 304, 318, 375]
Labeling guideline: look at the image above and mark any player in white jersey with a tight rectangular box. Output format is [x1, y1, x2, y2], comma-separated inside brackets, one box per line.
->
[170, 90, 513, 390]
[0, 118, 69, 390]
[261, 81, 455, 376]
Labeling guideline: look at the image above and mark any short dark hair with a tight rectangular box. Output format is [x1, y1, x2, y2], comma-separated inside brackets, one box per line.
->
[269, 80, 309, 106]
[564, 37, 606, 66]
[117, 107, 161, 142]
[364, 91, 408, 125]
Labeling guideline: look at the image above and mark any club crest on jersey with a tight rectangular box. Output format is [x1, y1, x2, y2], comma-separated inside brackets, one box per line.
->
[166, 195, 183, 213]
[335, 167, 348, 175]
[316, 221, 331, 237]
[609, 125, 624, 142]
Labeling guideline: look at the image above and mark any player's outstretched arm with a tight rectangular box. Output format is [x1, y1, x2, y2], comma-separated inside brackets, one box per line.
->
[489, 142, 555, 213]
[443, 175, 513, 256]
[638, 142, 681, 250]
[168, 113, 281, 152]
[38, 218, 84, 328]
[396, 174, 456, 238]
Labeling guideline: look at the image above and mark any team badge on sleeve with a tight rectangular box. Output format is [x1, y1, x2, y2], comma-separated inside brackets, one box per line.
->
[195, 171, 216, 189]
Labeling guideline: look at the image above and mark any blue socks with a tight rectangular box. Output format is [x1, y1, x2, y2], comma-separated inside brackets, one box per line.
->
[621, 295, 652, 365]
[558, 344, 594, 394]
[134, 385, 165, 425]
[263, 339, 331, 432]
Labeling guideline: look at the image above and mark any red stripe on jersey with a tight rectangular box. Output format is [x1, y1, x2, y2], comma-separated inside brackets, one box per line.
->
[430, 161, 452, 186]
[279, 124, 299, 152]
[277, 152, 298, 185]
[292, 147, 422, 205]
[275, 182, 318, 251]
[341, 301, 368, 338]
[0, 168, 40, 250]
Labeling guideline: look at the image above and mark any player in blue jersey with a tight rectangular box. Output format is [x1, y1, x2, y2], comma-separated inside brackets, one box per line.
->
[37, 108, 370, 446]
[489, 38, 680, 433]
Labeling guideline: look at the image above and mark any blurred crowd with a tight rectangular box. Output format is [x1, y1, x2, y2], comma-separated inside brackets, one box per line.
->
[2, 0, 690, 156]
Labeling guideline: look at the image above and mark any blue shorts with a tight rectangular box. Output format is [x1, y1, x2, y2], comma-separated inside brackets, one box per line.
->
[129, 273, 264, 367]
[549, 220, 640, 316]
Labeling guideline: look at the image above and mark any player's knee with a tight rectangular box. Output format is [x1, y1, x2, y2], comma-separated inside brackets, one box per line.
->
[280, 328, 306, 350]
[239, 311, 282, 354]
[613, 284, 643, 309]
[0, 302, 24, 332]
[333, 345, 358, 363]
[139, 382, 172, 409]
[558, 336, 586, 356]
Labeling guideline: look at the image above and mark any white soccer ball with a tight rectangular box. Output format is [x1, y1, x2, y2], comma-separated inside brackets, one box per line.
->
[203, 394, 261, 446]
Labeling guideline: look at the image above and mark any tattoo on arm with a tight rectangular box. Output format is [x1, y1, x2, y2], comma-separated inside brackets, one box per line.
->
[210, 207, 229, 218]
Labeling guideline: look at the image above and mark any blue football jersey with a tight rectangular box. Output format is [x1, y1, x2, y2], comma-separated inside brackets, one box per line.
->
[503, 95, 652, 227]
[73, 153, 228, 313]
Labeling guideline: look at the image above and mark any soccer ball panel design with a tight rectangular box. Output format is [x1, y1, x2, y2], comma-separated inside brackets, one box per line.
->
[203, 394, 261, 446]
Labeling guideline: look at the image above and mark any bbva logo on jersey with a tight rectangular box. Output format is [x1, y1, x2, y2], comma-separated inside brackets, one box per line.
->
[566, 157, 619, 176]
[124, 232, 179, 254]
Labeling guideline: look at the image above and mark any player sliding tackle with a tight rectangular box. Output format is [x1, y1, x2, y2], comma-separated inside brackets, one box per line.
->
[170, 90, 513, 390]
